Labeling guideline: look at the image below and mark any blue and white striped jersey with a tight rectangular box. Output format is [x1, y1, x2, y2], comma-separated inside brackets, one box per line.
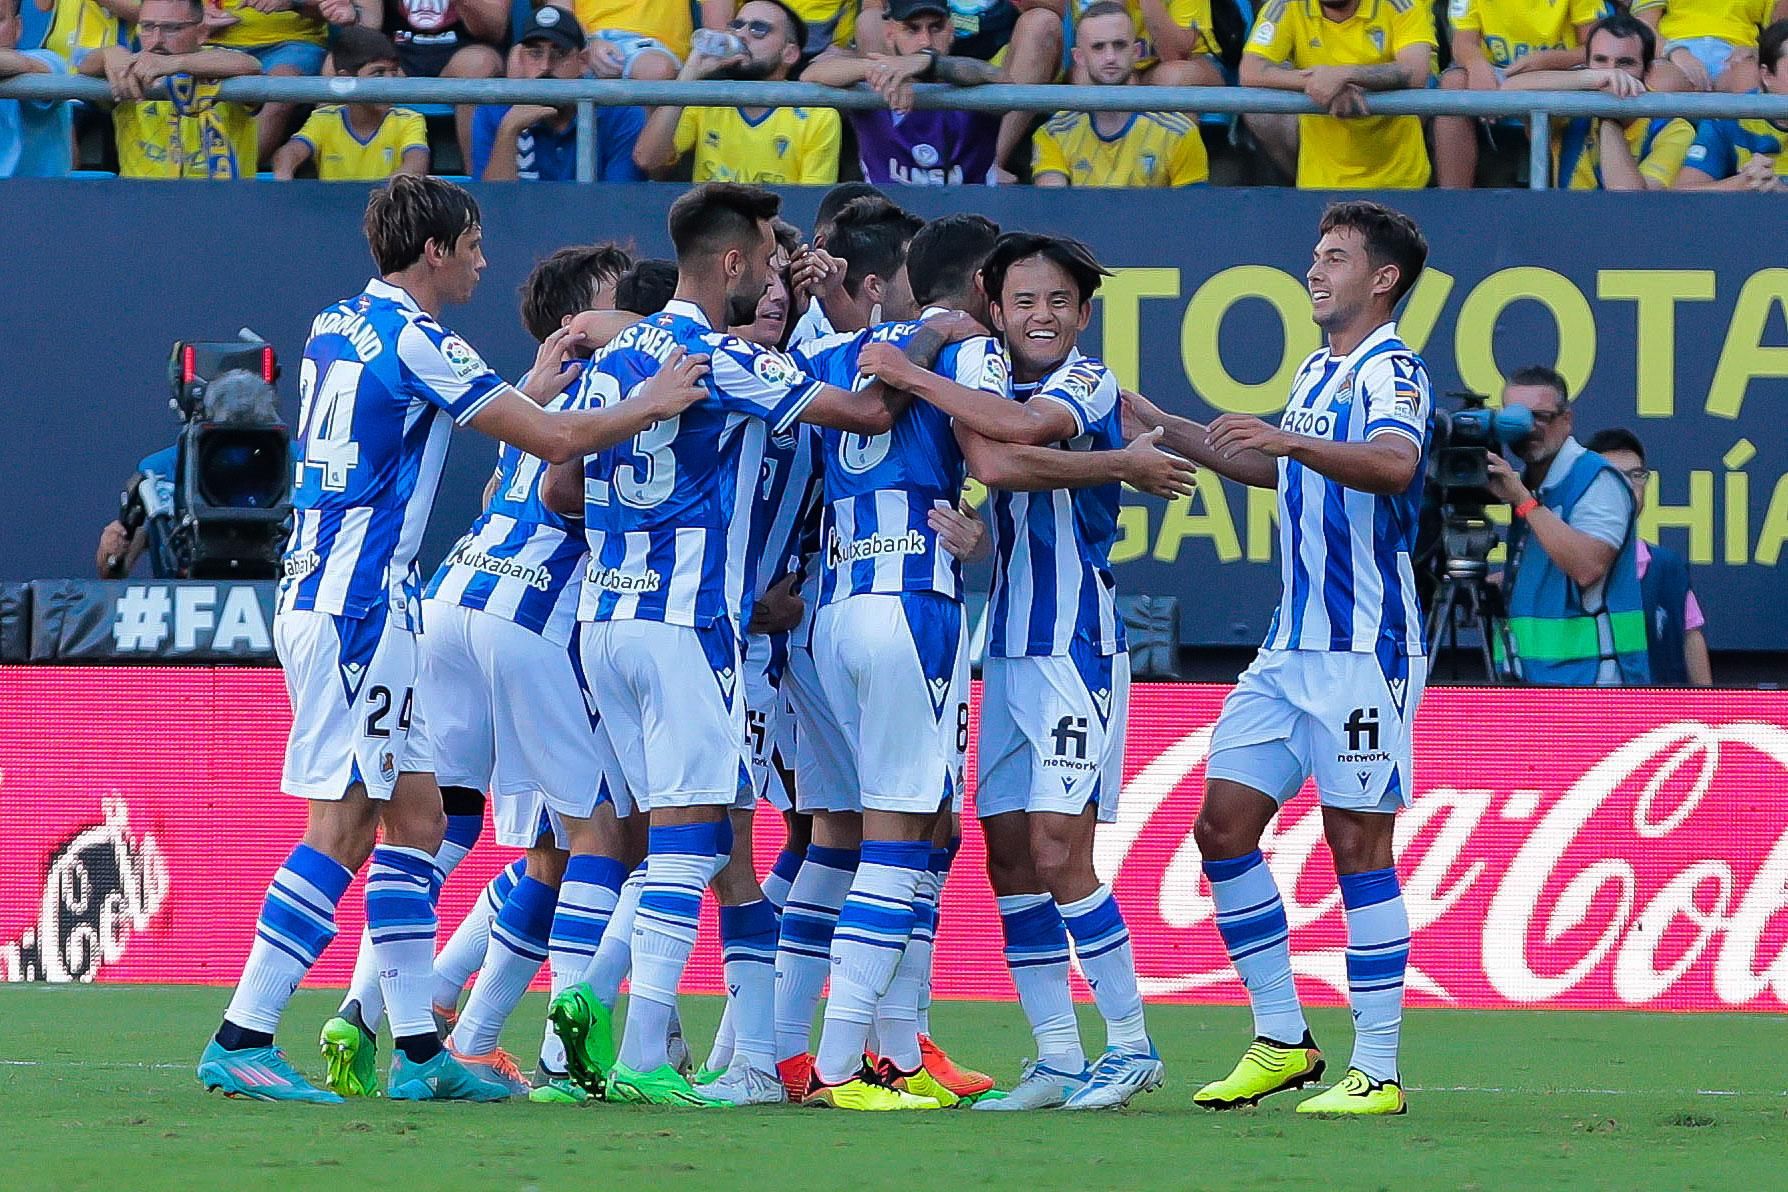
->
[985, 348, 1128, 658]
[748, 422, 823, 612]
[423, 386, 589, 646]
[1263, 321, 1431, 656]
[279, 278, 513, 626]
[800, 321, 1008, 606]
[576, 299, 823, 629]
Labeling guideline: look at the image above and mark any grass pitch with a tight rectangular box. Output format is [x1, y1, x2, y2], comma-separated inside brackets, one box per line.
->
[1, 985, 1780, 1191]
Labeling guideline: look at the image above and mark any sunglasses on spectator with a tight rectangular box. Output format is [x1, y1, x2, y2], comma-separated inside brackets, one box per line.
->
[139, 18, 200, 34]
[729, 18, 777, 38]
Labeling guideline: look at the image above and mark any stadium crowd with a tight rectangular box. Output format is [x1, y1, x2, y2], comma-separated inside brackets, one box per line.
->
[2, 0, 1786, 187]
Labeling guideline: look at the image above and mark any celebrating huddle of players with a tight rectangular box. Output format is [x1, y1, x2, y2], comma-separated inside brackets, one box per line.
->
[196, 173, 1437, 1118]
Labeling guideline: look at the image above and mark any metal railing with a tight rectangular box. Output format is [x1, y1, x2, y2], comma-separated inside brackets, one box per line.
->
[6, 74, 1786, 187]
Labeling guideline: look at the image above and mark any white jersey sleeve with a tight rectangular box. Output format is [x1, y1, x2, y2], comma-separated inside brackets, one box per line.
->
[1027, 353, 1110, 434]
[397, 317, 514, 424]
[705, 333, 823, 434]
[946, 336, 1012, 399]
[1358, 350, 1430, 450]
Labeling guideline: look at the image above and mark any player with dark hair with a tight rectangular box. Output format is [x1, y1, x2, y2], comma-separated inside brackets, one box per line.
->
[1128, 199, 1434, 1116]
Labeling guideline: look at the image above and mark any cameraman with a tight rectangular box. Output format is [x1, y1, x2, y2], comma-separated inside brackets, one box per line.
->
[1487, 366, 1650, 685]
[97, 445, 179, 579]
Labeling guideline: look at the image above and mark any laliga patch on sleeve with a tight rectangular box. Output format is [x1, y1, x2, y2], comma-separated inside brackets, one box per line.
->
[439, 334, 486, 381]
[978, 347, 1010, 394]
[1250, 19, 1275, 45]
[1055, 361, 1103, 403]
[1391, 375, 1422, 419]
[752, 349, 800, 389]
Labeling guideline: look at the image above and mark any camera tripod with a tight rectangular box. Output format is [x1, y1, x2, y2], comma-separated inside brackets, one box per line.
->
[1421, 508, 1519, 684]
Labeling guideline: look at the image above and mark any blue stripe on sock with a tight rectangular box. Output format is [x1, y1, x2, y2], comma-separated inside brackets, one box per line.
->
[1000, 901, 1068, 949]
[804, 844, 860, 871]
[497, 876, 557, 946]
[649, 821, 725, 858]
[1337, 867, 1401, 910]
[770, 849, 804, 884]
[564, 853, 628, 893]
[859, 840, 930, 870]
[283, 844, 353, 903]
[443, 814, 483, 849]
[1202, 850, 1267, 885]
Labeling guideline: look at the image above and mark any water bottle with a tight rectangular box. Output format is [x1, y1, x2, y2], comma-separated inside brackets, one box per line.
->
[692, 28, 746, 58]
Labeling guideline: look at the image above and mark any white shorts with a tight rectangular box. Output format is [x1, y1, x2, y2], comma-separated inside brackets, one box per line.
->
[744, 631, 796, 813]
[1207, 647, 1427, 813]
[276, 606, 430, 802]
[416, 600, 606, 847]
[812, 592, 968, 816]
[578, 618, 747, 811]
[976, 646, 1130, 824]
[783, 628, 857, 816]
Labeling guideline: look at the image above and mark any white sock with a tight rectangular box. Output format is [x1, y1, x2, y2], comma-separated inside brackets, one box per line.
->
[1205, 851, 1307, 1045]
[366, 845, 442, 1043]
[813, 841, 926, 1085]
[1059, 884, 1149, 1053]
[432, 858, 521, 1011]
[872, 885, 936, 1071]
[588, 868, 644, 1008]
[616, 826, 724, 1073]
[997, 893, 1085, 1072]
[1340, 868, 1410, 1083]
[449, 875, 554, 1056]
[719, 898, 778, 1072]
[223, 844, 352, 1037]
[773, 844, 856, 1062]
[340, 926, 384, 1032]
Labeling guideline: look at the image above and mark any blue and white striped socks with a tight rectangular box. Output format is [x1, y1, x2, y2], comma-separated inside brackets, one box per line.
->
[720, 899, 780, 1072]
[873, 875, 938, 1071]
[366, 844, 443, 1059]
[997, 893, 1084, 1072]
[1205, 850, 1307, 1045]
[451, 874, 555, 1056]
[914, 844, 952, 1037]
[432, 857, 523, 1012]
[1059, 884, 1148, 1052]
[223, 843, 353, 1039]
[774, 844, 858, 1062]
[761, 848, 803, 913]
[814, 839, 928, 1084]
[550, 855, 627, 992]
[618, 823, 727, 1073]
[1339, 867, 1409, 1082]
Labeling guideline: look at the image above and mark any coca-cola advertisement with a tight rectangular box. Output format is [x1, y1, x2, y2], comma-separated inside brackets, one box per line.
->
[3, 666, 1785, 1012]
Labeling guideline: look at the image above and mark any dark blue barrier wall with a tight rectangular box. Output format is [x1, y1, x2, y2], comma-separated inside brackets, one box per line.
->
[2, 183, 1783, 647]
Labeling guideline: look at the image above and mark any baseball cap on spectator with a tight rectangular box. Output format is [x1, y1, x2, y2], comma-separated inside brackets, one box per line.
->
[520, 5, 585, 53]
[885, 0, 949, 19]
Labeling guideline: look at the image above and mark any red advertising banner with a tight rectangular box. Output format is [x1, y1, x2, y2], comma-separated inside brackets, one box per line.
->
[3, 667, 1785, 1012]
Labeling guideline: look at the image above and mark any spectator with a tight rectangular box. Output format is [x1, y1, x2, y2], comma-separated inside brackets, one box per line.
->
[471, 6, 646, 181]
[1435, 0, 1602, 188]
[271, 26, 427, 179]
[572, 0, 692, 81]
[633, 0, 840, 183]
[1239, 0, 1435, 189]
[323, 0, 506, 170]
[0, 0, 73, 177]
[1632, 0, 1788, 92]
[79, 0, 261, 178]
[1677, 20, 1788, 190]
[802, 0, 1003, 185]
[614, 257, 677, 315]
[202, 0, 329, 162]
[785, 0, 857, 55]
[1584, 427, 1713, 687]
[41, 0, 133, 66]
[1032, 2, 1207, 187]
[97, 444, 179, 579]
[1505, 14, 1695, 191]
[859, 0, 1062, 181]
[1487, 365, 1650, 687]
[1066, 0, 1223, 87]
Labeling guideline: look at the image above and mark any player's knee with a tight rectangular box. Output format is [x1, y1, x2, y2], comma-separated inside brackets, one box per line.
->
[304, 799, 379, 871]
[1193, 810, 1257, 863]
[382, 800, 447, 853]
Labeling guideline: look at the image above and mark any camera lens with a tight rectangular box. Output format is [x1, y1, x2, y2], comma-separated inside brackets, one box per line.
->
[197, 429, 288, 509]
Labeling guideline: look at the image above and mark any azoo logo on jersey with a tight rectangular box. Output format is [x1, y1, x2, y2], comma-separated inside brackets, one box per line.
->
[1280, 408, 1336, 438]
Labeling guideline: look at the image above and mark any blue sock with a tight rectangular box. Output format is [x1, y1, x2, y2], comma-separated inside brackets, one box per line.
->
[367, 844, 443, 1061]
[549, 854, 628, 991]
[998, 893, 1083, 1071]
[814, 839, 928, 1084]
[1338, 867, 1409, 1083]
[761, 848, 804, 914]
[436, 813, 484, 879]
[720, 899, 780, 1070]
[221, 843, 352, 1043]
[619, 822, 726, 1072]
[1204, 850, 1306, 1046]
[453, 875, 555, 1055]
[916, 846, 953, 1036]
